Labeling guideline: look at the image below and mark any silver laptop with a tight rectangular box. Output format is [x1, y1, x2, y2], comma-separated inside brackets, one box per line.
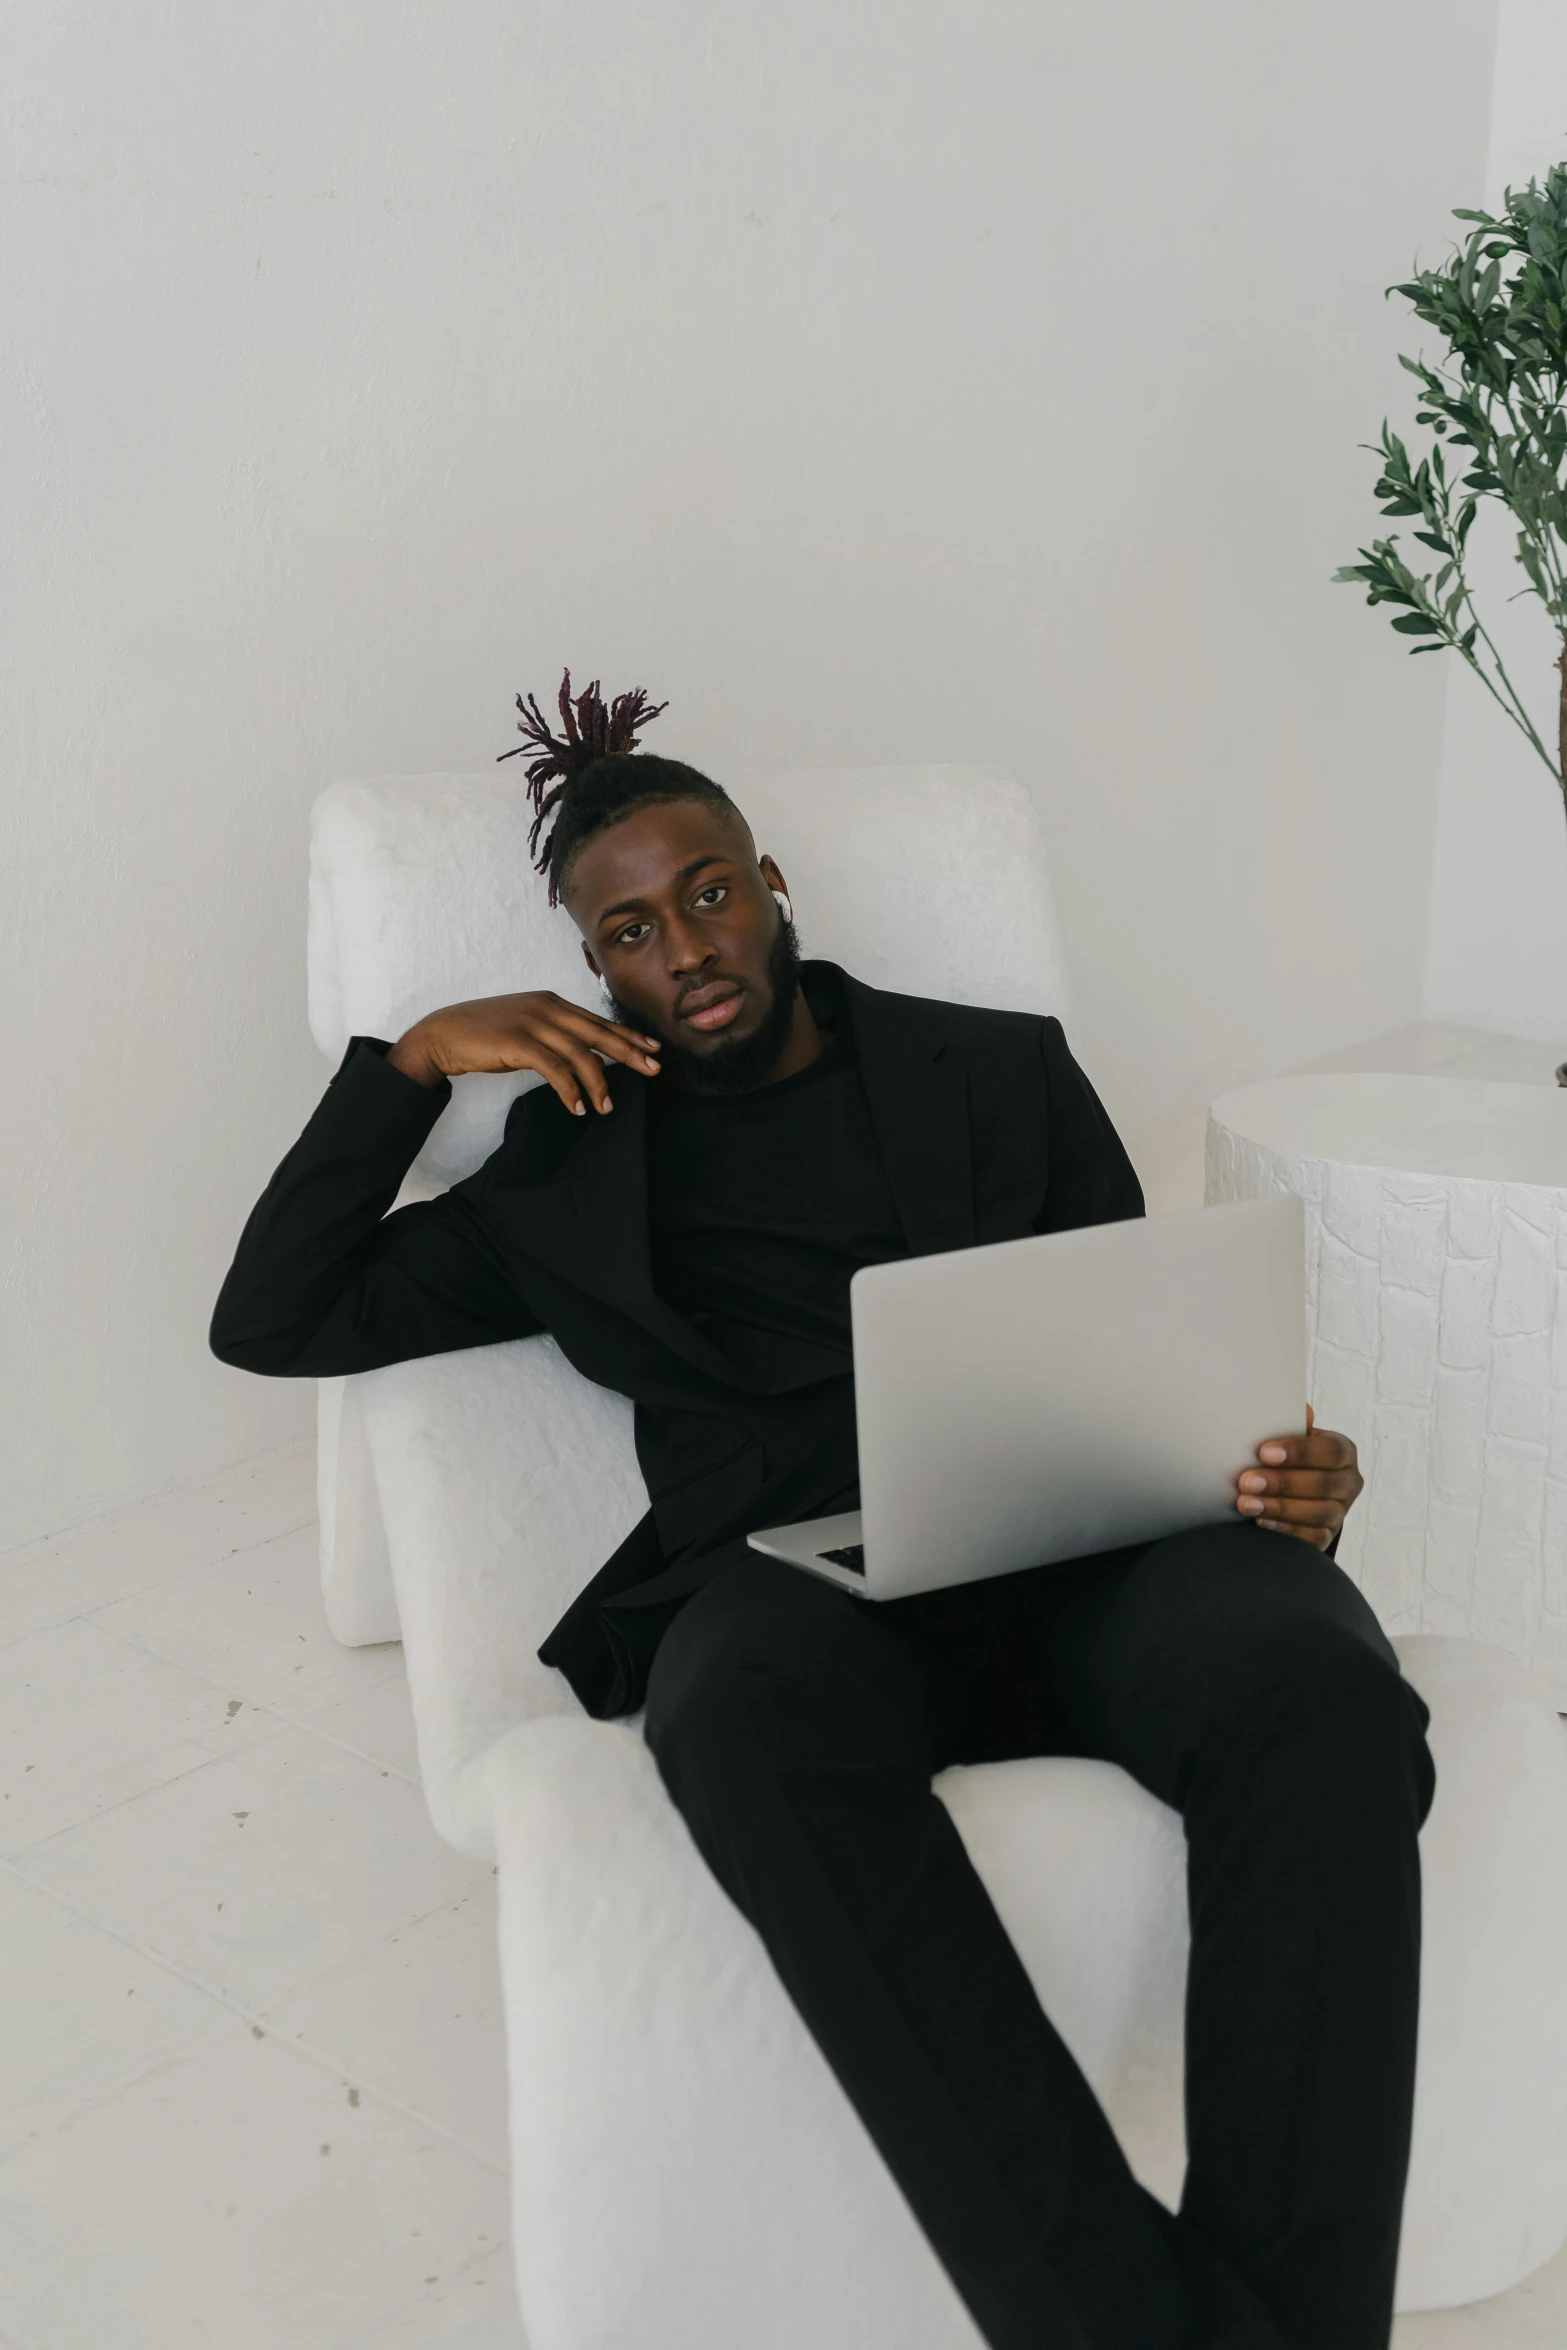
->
[747, 1192, 1306, 1598]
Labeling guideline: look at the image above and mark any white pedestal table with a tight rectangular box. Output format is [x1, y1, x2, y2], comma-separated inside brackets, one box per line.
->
[1206, 1075, 1567, 1701]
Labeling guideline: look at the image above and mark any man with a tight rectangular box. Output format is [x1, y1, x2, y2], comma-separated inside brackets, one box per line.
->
[211, 677, 1432, 2350]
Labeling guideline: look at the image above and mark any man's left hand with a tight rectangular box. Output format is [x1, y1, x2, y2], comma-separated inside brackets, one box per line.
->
[1234, 1407, 1363, 1551]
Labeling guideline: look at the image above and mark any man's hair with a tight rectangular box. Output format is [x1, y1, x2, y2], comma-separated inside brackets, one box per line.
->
[498, 669, 736, 906]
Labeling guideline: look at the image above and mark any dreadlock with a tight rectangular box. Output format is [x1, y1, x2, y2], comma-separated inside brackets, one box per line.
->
[498, 668, 734, 906]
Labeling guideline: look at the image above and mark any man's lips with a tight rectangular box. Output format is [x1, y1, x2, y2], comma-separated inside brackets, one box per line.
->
[676, 980, 744, 1033]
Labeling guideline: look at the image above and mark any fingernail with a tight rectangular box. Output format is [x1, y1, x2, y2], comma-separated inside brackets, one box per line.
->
[573, 1102, 585, 1116]
[1239, 1471, 1266, 1493]
[1258, 1519, 1278, 1532]
[1238, 1495, 1263, 1514]
[599, 1099, 614, 1113]
[1259, 1445, 1286, 1465]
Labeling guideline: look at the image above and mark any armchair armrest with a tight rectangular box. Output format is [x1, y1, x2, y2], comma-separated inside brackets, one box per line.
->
[356, 1334, 646, 1857]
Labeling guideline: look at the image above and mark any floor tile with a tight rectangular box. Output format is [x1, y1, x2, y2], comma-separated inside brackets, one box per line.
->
[0, 1868, 228, 2160]
[0, 2021, 507, 2350]
[0, 1617, 275, 1853]
[345, 2247, 528, 2347]
[269, 1883, 508, 2168]
[0, 1442, 316, 1645]
[18, 1721, 488, 2013]
[90, 1522, 404, 1720]
[303, 1669, 424, 1784]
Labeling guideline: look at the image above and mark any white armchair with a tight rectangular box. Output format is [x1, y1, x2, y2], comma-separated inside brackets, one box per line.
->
[306, 763, 1069, 1650]
[306, 766, 1567, 2344]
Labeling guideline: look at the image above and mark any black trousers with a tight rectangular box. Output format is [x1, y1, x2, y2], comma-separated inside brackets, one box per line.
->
[643, 1520, 1436, 2350]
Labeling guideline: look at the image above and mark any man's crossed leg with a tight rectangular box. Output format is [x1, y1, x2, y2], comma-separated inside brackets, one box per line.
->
[645, 1523, 1435, 2350]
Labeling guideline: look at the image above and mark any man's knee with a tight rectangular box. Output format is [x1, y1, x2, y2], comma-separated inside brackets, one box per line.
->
[1205, 1613, 1435, 1822]
[645, 1568, 770, 1777]
[646, 1558, 857, 1777]
[645, 1554, 929, 1821]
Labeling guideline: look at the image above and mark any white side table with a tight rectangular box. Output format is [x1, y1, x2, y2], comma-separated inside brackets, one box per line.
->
[1206, 1076, 1567, 1699]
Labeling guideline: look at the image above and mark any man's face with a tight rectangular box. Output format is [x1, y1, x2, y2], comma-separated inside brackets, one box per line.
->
[565, 797, 798, 1087]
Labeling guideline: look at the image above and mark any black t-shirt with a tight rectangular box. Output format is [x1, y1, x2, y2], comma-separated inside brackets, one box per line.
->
[646, 993, 909, 1386]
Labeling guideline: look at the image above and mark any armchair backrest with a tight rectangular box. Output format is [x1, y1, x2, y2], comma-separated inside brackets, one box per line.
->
[309, 764, 1069, 1190]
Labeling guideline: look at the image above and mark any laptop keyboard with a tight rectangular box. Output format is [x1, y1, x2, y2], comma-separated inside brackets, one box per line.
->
[820, 1544, 866, 1575]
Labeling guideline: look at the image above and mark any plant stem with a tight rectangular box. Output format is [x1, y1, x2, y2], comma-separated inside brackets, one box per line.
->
[1457, 636, 1553, 757]
[1458, 594, 1560, 775]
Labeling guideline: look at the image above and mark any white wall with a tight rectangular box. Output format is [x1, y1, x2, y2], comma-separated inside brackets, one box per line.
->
[1423, 0, 1567, 1041]
[2, 0, 1498, 1548]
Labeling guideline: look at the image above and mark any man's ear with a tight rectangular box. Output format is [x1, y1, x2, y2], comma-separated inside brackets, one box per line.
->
[759, 852, 791, 901]
[581, 941, 603, 981]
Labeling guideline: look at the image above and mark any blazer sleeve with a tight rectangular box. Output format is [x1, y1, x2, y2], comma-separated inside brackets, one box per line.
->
[209, 1037, 542, 1378]
[1033, 1017, 1146, 1234]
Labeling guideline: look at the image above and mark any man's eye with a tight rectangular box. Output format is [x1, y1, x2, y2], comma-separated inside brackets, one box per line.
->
[696, 886, 726, 906]
[617, 922, 649, 945]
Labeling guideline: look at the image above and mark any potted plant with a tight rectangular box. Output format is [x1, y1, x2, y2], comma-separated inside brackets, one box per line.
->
[1335, 161, 1567, 1079]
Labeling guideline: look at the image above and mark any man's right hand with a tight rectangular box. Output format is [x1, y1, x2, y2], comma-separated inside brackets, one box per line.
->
[386, 991, 662, 1117]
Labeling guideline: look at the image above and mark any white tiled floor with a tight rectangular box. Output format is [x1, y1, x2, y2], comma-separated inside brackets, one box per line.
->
[0, 1447, 523, 2350]
[3, 1020, 1564, 2348]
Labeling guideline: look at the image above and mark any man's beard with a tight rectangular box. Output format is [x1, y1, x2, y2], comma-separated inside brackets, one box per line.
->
[616, 917, 803, 1097]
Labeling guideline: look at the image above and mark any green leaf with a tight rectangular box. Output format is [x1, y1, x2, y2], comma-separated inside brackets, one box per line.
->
[1390, 613, 1444, 634]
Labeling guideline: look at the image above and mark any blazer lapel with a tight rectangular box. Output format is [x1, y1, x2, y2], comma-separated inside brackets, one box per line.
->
[838, 969, 976, 1259]
[505, 1069, 746, 1385]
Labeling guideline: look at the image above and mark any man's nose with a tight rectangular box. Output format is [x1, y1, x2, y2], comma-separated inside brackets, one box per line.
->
[666, 916, 716, 973]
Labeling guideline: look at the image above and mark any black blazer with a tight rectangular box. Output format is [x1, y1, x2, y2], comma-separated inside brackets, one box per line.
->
[210, 963, 1144, 1715]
